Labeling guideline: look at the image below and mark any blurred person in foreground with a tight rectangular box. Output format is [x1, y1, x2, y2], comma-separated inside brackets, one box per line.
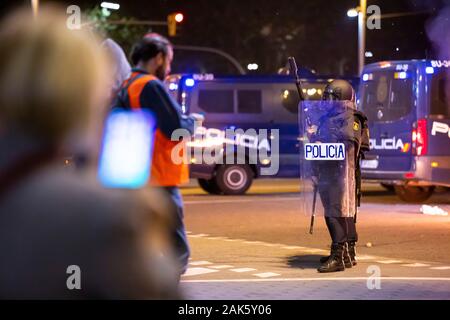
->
[101, 38, 131, 98]
[0, 6, 179, 299]
[115, 34, 201, 277]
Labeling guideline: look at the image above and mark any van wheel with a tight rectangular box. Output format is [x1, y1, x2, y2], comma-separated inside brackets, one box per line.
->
[198, 179, 221, 195]
[214, 165, 253, 195]
[394, 186, 435, 203]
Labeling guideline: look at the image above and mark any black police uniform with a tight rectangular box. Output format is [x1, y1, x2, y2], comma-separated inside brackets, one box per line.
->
[308, 80, 370, 273]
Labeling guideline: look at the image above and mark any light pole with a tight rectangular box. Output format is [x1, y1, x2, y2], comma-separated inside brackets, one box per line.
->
[347, 0, 367, 76]
[358, 0, 367, 76]
[31, 0, 39, 18]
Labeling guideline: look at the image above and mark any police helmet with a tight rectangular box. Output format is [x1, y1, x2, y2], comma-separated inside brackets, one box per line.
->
[322, 80, 355, 102]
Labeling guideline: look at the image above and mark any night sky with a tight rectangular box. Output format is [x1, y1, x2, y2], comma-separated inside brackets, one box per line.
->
[1, 0, 449, 76]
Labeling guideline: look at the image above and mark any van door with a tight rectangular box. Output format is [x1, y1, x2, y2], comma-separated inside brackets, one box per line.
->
[360, 68, 415, 174]
[426, 68, 450, 184]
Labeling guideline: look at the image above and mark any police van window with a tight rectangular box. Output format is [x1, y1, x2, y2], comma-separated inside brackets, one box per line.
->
[431, 71, 450, 116]
[280, 85, 324, 114]
[361, 71, 412, 122]
[237, 90, 262, 113]
[388, 76, 412, 119]
[198, 90, 234, 113]
[281, 90, 298, 114]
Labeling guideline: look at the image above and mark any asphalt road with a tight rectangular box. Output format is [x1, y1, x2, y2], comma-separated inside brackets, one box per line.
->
[179, 179, 450, 300]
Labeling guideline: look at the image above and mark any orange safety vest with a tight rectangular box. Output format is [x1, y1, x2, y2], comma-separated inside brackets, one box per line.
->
[125, 72, 189, 187]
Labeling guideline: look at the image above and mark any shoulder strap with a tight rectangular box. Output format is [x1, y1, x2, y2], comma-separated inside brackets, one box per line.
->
[115, 73, 158, 110]
[115, 72, 146, 109]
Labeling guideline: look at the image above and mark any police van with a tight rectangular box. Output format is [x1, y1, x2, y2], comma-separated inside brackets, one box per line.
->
[359, 60, 450, 202]
[166, 73, 359, 195]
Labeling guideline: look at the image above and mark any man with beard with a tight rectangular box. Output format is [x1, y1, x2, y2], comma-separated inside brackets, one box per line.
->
[115, 34, 199, 278]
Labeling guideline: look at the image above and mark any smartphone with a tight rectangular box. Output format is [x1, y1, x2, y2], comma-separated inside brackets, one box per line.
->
[98, 109, 155, 189]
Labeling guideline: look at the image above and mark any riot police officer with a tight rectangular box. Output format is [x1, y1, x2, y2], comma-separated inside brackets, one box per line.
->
[311, 80, 370, 273]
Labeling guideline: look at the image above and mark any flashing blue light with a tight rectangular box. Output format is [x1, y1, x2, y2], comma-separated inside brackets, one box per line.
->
[426, 67, 435, 74]
[362, 74, 369, 81]
[185, 78, 195, 87]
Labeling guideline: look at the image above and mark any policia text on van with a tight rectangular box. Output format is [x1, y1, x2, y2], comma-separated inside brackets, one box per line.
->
[360, 60, 450, 202]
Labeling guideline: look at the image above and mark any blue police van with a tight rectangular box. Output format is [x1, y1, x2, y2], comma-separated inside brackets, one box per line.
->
[166, 73, 359, 195]
[359, 60, 450, 202]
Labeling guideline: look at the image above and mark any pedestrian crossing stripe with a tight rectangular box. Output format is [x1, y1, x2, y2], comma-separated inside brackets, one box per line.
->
[230, 268, 257, 273]
[183, 268, 219, 277]
[254, 272, 281, 278]
[189, 261, 213, 266]
[376, 260, 403, 264]
[210, 265, 234, 269]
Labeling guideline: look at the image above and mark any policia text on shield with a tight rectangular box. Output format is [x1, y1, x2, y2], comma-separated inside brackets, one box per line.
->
[304, 143, 346, 161]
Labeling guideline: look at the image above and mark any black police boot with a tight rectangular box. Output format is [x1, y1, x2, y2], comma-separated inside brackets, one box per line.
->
[317, 243, 345, 273]
[348, 241, 357, 266]
[320, 243, 352, 268]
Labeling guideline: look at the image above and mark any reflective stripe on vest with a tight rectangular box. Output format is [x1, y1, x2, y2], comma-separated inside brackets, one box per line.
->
[126, 73, 189, 187]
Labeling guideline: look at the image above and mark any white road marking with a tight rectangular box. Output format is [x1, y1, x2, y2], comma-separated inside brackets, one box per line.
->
[189, 261, 213, 266]
[262, 243, 283, 247]
[254, 272, 281, 278]
[376, 260, 404, 264]
[230, 268, 257, 273]
[210, 265, 234, 269]
[181, 277, 450, 283]
[185, 197, 300, 205]
[430, 266, 450, 270]
[183, 268, 219, 277]
[402, 263, 431, 268]
[357, 255, 376, 261]
[282, 246, 306, 250]
[303, 249, 328, 253]
[188, 234, 439, 270]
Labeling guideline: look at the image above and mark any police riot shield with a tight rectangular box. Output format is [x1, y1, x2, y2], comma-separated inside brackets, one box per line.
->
[299, 100, 357, 230]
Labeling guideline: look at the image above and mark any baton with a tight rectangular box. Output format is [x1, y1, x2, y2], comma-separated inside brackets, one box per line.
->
[309, 183, 318, 234]
[288, 57, 306, 101]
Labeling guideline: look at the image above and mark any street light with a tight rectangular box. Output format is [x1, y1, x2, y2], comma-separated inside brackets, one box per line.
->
[347, 0, 367, 76]
[347, 8, 359, 18]
[348, 2, 430, 76]
[247, 63, 259, 71]
[100, 2, 120, 10]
